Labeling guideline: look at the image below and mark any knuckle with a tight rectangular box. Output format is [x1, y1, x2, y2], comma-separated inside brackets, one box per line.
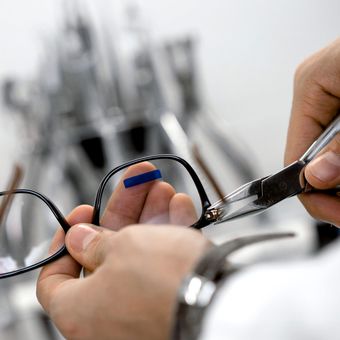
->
[115, 226, 136, 247]
[84, 230, 111, 269]
[86, 234, 101, 266]
[294, 60, 308, 82]
[107, 226, 138, 254]
[294, 53, 317, 84]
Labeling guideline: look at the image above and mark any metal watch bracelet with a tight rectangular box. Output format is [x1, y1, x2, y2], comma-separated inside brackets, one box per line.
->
[171, 232, 295, 340]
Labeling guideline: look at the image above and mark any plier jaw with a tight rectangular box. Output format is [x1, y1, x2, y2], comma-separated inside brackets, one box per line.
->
[205, 158, 331, 224]
[205, 177, 266, 223]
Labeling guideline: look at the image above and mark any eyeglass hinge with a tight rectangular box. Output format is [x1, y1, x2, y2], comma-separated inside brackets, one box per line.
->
[204, 208, 223, 222]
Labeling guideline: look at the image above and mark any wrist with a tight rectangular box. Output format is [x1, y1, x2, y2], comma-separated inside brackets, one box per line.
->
[171, 232, 294, 340]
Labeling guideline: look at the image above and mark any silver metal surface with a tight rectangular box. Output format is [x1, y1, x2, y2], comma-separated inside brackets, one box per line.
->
[179, 274, 216, 307]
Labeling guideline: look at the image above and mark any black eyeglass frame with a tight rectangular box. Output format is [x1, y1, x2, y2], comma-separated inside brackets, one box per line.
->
[92, 154, 213, 229]
[0, 154, 213, 279]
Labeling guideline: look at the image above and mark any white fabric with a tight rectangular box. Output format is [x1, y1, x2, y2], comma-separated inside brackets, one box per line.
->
[199, 239, 340, 340]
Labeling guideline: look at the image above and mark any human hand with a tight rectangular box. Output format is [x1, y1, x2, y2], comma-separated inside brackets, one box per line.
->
[285, 38, 340, 226]
[37, 160, 206, 339]
[37, 222, 211, 340]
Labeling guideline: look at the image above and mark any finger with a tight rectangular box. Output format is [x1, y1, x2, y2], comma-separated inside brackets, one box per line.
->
[39, 205, 94, 280]
[299, 193, 340, 227]
[65, 223, 114, 272]
[305, 148, 340, 189]
[285, 89, 339, 165]
[100, 162, 161, 229]
[139, 181, 176, 224]
[37, 205, 93, 311]
[169, 193, 198, 226]
[285, 41, 340, 165]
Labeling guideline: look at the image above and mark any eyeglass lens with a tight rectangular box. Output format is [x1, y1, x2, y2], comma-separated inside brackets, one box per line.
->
[0, 192, 63, 275]
[99, 159, 203, 229]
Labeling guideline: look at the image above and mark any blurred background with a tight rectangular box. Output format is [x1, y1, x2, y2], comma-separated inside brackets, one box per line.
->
[0, 0, 339, 338]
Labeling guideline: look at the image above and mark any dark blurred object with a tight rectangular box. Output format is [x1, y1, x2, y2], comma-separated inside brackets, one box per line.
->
[316, 221, 339, 249]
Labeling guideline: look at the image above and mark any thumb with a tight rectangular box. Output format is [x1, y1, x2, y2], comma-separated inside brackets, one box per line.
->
[65, 224, 113, 272]
[305, 150, 340, 189]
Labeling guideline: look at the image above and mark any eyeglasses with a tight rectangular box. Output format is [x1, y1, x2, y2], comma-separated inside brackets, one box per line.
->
[0, 154, 230, 279]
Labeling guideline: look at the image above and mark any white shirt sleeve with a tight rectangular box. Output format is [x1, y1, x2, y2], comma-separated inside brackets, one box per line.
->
[199, 239, 340, 340]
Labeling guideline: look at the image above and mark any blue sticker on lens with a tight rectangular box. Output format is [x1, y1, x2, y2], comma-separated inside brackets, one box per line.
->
[124, 169, 162, 188]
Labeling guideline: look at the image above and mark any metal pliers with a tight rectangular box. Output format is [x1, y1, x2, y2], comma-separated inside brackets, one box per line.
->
[208, 115, 340, 223]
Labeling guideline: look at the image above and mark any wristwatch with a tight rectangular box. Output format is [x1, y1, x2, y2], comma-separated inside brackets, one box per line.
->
[172, 232, 294, 340]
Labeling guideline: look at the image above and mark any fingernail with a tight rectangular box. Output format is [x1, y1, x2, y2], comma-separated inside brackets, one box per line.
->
[308, 151, 340, 182]
[68, 224, 98, 252]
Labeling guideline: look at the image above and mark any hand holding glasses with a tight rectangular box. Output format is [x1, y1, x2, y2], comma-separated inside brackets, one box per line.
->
[0, 115, 339, 278]
[0, 155, 215, 279]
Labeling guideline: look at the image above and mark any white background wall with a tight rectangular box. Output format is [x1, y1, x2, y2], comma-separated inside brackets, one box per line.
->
[0, 0, 339, 212]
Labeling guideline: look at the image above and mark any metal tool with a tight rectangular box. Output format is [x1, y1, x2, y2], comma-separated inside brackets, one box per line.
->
[207, 115, 340, 223]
